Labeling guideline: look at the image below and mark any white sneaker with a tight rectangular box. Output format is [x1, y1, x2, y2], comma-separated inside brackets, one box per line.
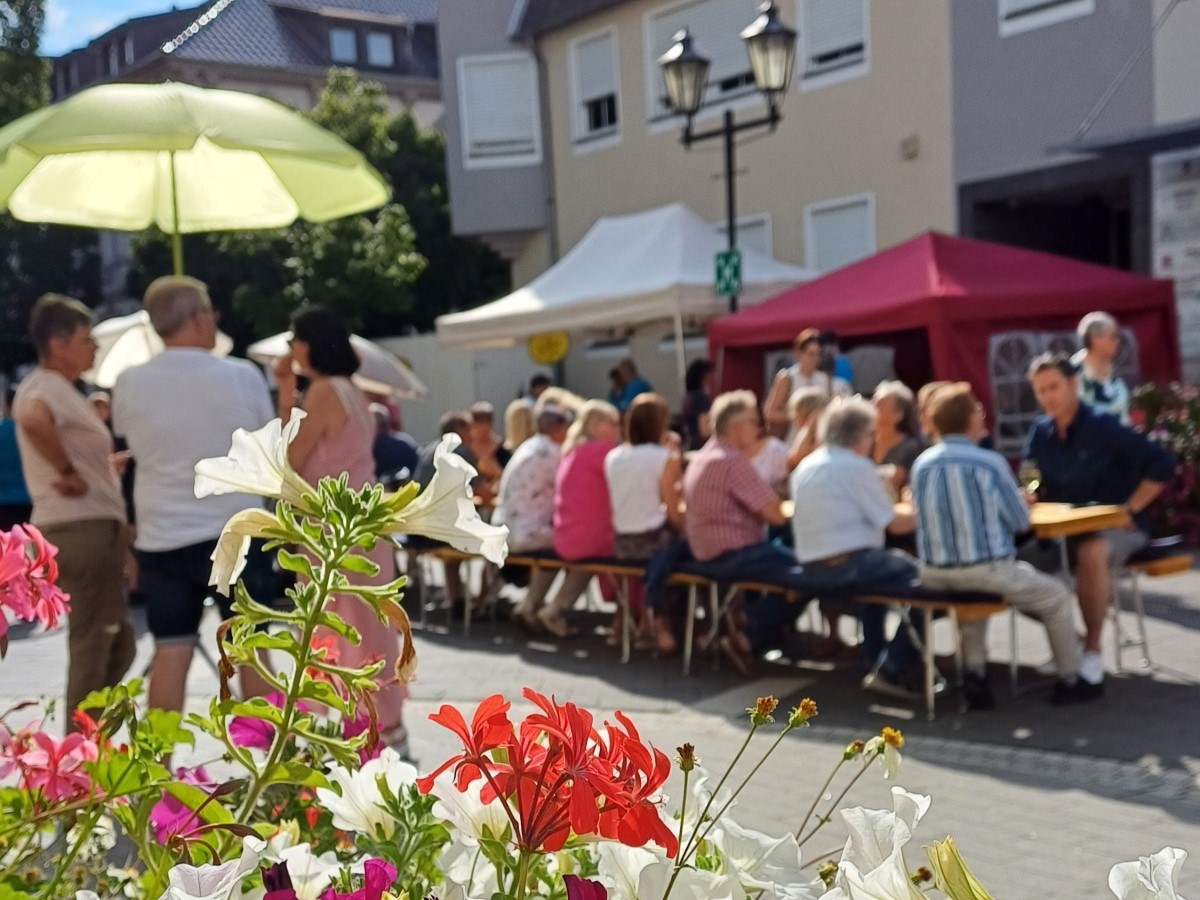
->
[1079, 651, 1105, 684]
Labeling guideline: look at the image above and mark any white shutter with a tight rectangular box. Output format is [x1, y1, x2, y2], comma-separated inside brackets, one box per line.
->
[1001, 0, 1054, 17]
[714, 217, 771, 256]
[576, 33, 616, 103]
[803, 0, 865, 73]
[806, 198, 873, 273]
[650, 0, 758, 111]
[460, 56, 539, 163]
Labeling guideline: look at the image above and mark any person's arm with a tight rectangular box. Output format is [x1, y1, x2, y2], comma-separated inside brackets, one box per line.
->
[759, 499, 788, 527]
[764, 371, 792, 429]
[1126, 480, 1164, 517]
[993, 461, 1032, 534]
[14, 398, 87, 496]
[886, 510, 916, 534]
[697, 411, 712, 442]
[273, 354, 300, 419]
[786, 424, 818, 471]
[286, 380, 339, 471]
[1111, 418, 1174, 515]
[660, 452, 685, 529]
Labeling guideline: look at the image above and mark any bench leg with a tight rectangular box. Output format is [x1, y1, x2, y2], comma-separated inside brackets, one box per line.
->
[1008, 608, 1019, 697]
[1131, 571, 1152, 669]
[1108, 566, 1123, 673]
[683, 584, 697, 676]
[924, 609, 936, 721]
[620, 575, 632, 665]
[463, 565, 473, 638]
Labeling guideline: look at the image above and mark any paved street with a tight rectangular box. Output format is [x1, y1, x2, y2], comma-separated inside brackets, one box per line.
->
[4, 562, 1200, 899]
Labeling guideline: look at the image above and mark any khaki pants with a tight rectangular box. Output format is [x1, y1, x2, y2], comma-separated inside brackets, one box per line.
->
[40, 519, 136, 720]
[920, 558, 1081, 679]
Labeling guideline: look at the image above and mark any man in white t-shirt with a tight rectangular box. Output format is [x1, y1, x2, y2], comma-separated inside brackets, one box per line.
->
[14, 294, 135, 727]
[112, 276, 275, 713]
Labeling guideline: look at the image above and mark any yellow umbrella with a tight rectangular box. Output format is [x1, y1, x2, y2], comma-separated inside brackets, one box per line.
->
[0, 82, 390, 274]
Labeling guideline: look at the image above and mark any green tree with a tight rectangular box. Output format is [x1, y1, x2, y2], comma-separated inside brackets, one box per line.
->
[130, 69, 507, 341]
[0, 0, 100, 371]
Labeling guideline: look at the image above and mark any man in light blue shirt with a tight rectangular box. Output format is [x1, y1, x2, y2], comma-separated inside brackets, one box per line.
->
[911, 383, 1097, 708]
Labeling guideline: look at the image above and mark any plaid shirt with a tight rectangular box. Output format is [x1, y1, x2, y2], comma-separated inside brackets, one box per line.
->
[683, 437, 777, 561]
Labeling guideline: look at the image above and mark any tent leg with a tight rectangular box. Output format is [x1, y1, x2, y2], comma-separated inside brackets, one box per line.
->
[673, 309, 687, 387]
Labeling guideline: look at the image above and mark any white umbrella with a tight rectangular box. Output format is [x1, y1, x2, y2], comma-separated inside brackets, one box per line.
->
[87, 310, 234, 388]
[247, 332, 427, 401]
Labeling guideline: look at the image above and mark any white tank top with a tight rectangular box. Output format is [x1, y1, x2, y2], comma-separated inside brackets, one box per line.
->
[604, 443, 671, 534]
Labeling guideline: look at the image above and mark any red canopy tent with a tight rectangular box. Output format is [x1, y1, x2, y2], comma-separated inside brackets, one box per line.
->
[709, 231, 1180, 405]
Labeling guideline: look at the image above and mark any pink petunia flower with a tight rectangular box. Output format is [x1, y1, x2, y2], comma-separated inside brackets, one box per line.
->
[318, 858, 396, 900]
[341, 710, 382, 765]
[149, 766, 215, 843]
[228, 692, 310, 751]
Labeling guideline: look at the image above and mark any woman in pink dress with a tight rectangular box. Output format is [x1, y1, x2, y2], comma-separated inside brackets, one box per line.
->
[273, 306, 408, 755]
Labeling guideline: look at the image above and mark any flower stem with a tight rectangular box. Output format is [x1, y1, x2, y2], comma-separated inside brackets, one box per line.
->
[795, 757, 845, 840]
[41, 805, 104, 900]
[798, 755, 877, 848]
[674, 768, 690, 860]
[514, 849, 532, 900]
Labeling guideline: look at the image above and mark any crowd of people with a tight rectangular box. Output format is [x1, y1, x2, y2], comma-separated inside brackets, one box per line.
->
[435, 313, 1171, 711]
[0, 284, 1175, 733]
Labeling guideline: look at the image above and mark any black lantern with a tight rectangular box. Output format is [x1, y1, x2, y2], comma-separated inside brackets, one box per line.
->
[741, 1, 797, 105]
[658, 29, 710, 116]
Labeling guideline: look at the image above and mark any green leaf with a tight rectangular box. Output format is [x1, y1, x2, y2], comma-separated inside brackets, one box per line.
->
[277, 549, 317, 580]
[162, 782, 234, 825]
[339, 553, 379, 576]
[262, 761, 329, 789]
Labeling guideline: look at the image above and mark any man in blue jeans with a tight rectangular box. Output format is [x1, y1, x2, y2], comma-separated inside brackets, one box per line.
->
[682, 391, 916, 675]
[791, 397, 924, 699]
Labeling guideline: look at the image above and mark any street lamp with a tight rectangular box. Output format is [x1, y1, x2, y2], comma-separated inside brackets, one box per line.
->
[658, 0, 797, 312]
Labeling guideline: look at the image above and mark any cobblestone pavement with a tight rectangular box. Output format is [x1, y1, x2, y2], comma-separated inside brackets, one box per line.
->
[4, 563, 1199, 899]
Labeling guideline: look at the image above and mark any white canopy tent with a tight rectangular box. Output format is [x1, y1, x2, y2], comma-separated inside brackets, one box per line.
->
[435, 203, 814, 376]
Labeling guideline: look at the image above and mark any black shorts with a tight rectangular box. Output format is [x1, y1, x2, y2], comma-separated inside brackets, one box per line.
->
[138, 538, 275, 642]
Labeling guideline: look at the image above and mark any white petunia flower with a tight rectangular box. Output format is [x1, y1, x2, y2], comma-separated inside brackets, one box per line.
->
[710, 819, 812, 898]
[1109, 847, 1190, 900]
[438, 836, 500, 900]
[429, 770, 510, 843]
[839, 788, 930, 873]
[832, 848, 927, 900]
[279, 844, 342, 900]
[596, 841, 667, 900]
[384, 434, 508, 565]
[635, 859, 746, 900]
[195, 409, 315, 510]
[157, 836, 264, 900]
[864, 733, 904, 781]
[315, 747, 417, 838]
[207, 507, 280, 596]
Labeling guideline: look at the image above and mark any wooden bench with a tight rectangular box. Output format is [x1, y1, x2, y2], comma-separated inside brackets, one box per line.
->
[1113, 539, 1195, 671]
[855, 588, 1010, 720]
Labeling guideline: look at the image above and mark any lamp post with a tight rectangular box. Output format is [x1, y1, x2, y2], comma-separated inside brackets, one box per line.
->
[658, 0, 796, 313]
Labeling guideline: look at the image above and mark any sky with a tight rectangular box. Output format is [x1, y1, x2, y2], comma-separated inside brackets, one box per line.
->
[41, 0, 190, 56]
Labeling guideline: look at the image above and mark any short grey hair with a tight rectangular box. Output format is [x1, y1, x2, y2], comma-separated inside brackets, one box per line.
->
[1077, 311, 1117, 349]
[819, 397, 877, 449]
[872, 380, 920, 437]
[788, 386, 829, 419]
[711, 390, 758, 436]
[144, 275, 210, 337]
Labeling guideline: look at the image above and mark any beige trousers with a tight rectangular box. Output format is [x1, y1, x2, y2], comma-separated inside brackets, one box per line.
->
[920, 558, 1080, 678]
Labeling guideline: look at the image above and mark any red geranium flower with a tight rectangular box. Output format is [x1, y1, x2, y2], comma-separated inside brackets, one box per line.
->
[415, 693, 513, 794]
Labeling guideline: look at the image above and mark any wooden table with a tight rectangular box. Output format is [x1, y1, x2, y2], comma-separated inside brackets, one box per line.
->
[1027, 503, 1129, 539]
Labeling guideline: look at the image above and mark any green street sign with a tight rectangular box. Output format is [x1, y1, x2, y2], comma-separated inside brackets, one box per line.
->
[716, 248, 742, 297]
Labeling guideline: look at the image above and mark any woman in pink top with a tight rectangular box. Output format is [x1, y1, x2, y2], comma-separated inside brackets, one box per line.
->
[520, 400, 619, 638]
[273, 307, 409, 756]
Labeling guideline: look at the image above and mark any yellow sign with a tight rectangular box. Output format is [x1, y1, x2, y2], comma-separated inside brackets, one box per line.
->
[527, 331, 570, 364]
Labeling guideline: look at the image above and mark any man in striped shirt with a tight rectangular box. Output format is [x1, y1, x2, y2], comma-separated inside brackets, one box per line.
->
[910, 384, 1098, 708]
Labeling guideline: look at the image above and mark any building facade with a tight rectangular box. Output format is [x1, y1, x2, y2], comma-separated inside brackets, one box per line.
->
[439, 0, 957, 288]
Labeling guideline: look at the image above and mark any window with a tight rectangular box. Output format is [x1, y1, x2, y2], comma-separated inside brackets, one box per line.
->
[571, 30, 619, 143]
[988, 328, 1137, 454]
[458, 54, 542, 168]
[998, 0, 1094, 37]
[330, 28, 357, 63]
[366, 31, 394, 67]
[124, 35, 135, 64]
[798, 0, 867, 85]
[713, 214, 772, 257]
[646, 0, 759, 120]
[803, 194, 874, 273]
[108, 42, 119, 74]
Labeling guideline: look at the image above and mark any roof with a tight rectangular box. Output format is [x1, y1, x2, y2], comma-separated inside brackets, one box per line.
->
[509, 0, 630, 39]
[161, 0, 437, 74]
[708, 231, 1174, 347]
[436, 203, 813, 348]
[54, 3, 207, 59]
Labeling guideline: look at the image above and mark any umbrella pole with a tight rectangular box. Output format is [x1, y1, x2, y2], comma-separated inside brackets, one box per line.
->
[168, 151, 183, 275]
